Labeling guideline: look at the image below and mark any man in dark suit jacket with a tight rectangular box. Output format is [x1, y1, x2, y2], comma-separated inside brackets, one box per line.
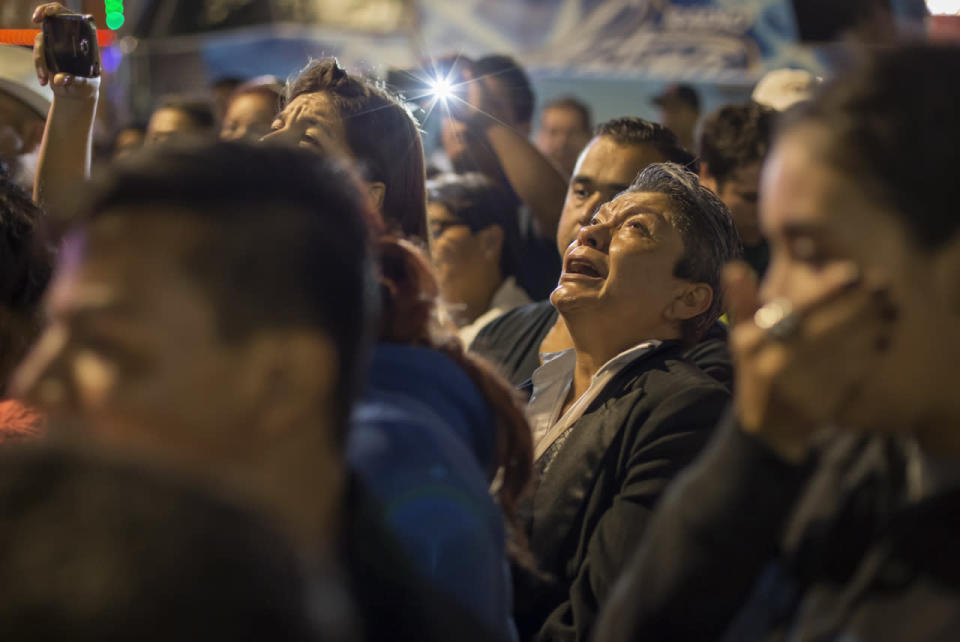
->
[470, 117, 729, 390]
[514, 162, 740, 642]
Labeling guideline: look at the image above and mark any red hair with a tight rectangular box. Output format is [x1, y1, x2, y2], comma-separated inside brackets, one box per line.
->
[378, 237, 534, 538]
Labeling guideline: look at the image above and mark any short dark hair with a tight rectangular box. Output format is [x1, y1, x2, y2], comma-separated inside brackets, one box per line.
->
[0, 177, 53, 391]
[595, 117, 699, 173]
[542, 96, 592, 131]
[0, 445, 331, 640]
[626, 162, 742, 343]
[427, 172, 523, 278]
[155, 96, 217, 130]
[779, 43, 960, 250]
[288, 58, 427, 239]
[473, 55, 536, 126]
[699, 101, 775, 187]
[72, 141, 381, 436]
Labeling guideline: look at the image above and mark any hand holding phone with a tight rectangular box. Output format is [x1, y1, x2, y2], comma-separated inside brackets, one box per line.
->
[32, 3, 102, 95]
[41, 14, 101, 78]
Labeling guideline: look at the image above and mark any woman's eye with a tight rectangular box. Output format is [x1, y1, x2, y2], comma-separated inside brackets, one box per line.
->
[572, 187, 588, 199]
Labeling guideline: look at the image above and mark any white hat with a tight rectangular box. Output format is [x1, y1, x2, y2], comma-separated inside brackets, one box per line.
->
[0, 45, 53, 119]
[751, 69, 819, 112]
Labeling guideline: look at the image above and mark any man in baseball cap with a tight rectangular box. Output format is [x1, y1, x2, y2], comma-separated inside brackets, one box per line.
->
[751, 68, 819, 111]
[0, 45, 53, 191]
[652, 83, 700, 151]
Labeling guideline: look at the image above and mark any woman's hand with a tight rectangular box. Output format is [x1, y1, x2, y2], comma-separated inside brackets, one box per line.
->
[725, 260, 897, 462]
[32, 3, 100, 102]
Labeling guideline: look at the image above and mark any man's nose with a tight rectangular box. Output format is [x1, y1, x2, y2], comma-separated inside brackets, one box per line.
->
[576, 220, 610, 252]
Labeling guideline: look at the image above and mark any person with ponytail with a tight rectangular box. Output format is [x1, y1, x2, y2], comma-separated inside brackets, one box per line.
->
[349, 231, 533, 642]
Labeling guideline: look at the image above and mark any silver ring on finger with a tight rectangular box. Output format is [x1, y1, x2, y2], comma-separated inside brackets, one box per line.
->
[754, 298, 801, 342]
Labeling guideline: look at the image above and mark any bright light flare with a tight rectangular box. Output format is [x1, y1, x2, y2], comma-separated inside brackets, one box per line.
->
[429, 76, 454, 102]
[927, 0, 960, 15]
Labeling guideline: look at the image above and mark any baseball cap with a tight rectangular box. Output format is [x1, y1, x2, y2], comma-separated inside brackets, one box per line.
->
[0, 45, 53, 119]
[751, 69, 819, 112]
[653, 84, 700, 111]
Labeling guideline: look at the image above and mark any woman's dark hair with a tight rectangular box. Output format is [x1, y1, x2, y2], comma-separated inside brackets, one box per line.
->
[378, 237, 533, 548]
[427, 172, 523, 279]
[287, 59, 427, 240]
[0, 177, 54, 392]
[778, 43, 960, 250]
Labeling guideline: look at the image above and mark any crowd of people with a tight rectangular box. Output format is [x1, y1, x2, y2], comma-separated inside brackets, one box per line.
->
[0, 2, 958, 641]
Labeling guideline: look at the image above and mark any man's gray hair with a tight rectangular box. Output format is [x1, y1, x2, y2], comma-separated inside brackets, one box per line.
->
[627, 162, 742, 343]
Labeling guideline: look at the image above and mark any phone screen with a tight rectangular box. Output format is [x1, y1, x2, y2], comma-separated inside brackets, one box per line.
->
[42, 14, 101, 78]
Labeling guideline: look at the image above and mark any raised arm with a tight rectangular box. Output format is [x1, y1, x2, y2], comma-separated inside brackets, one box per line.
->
[31, 3, 100, 212]
[458, 67, 568, 240]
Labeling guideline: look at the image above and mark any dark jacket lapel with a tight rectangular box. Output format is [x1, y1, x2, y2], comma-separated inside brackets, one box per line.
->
[529, 381, 646, 568]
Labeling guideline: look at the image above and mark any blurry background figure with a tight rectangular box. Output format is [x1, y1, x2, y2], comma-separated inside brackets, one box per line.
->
[145, 96, 216, 146]
[112, 124, 146, 160]
[210, 76, 243, 125]
[220, 76, 284, 142]
[698, 102, 775, 278]
[0, 45, 52, 192]
[535, 96, 593, 177]
[427, 173, 530, 347]
[441, 54, 536, 174]
[0, 175, 52, 444]
[652, 84, 700, 152]
[434, 53, 567, 301]
[0, 445, 344, 642]
[751, 68, 819, 111]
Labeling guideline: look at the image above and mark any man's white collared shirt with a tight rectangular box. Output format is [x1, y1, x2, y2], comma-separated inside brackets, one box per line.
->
[526, 341, 663, 461]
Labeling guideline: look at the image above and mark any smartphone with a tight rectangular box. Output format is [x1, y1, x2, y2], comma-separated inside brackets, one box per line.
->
[42, 14, 101, 78]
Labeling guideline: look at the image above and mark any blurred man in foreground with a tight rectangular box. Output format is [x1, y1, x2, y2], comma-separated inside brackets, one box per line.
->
[13, 140, 495, 642]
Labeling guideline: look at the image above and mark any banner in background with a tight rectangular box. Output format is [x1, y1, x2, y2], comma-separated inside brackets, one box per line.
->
[147, 0, 806, 83]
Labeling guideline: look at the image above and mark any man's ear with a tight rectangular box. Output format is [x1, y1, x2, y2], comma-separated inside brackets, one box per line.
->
[665, 282, 713, 323]
[240, 330, 338, 437]
[477, 224, 504, 262]
[365, 181, 386, 212]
